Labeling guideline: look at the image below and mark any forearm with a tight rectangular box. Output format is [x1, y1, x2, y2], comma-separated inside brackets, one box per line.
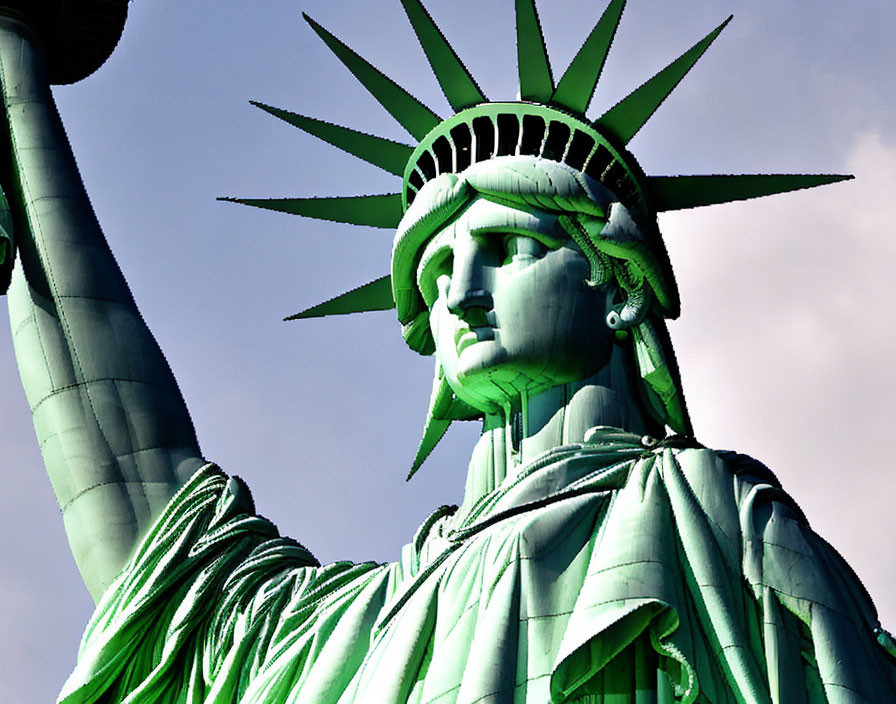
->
[1, 17, 203, 600]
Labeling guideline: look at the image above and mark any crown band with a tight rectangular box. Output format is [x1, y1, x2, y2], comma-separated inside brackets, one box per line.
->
[220, 0, 854, 473]
[403, 103, 647, 217]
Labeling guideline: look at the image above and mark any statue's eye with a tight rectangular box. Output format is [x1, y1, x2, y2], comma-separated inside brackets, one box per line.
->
[502, 234, 545, 266]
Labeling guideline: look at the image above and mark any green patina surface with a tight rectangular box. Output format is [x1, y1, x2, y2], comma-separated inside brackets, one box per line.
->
[0, 0, 892, 702]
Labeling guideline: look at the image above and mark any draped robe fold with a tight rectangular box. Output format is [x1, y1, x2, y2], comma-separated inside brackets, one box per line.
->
[58, 430, 896, 703]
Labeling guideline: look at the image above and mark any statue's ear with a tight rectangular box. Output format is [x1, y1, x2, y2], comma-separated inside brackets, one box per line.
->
[605, 283, 652, 331]
[582, 202, 656, 332]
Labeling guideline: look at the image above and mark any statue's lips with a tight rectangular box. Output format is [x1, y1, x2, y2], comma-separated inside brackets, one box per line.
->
[455, 325, 496, 354]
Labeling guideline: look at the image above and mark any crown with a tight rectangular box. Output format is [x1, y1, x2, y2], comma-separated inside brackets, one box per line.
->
[222, 0, 849, 323]
[221, 0, 851, 473]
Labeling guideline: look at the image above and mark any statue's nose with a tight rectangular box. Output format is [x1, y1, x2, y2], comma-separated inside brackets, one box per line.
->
[446, 244, 493, 317]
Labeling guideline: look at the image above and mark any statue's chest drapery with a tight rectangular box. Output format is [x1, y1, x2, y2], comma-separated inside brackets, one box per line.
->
[342, 463, 626, 703]
[254, 441, 687, 703]
[234, 441, 664, 703]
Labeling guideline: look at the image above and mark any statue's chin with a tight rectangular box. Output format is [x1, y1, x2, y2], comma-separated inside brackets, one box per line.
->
[447, 344, 571, 414]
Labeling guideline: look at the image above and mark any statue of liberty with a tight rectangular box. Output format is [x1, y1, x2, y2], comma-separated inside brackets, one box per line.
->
[1, 0, 894, 701]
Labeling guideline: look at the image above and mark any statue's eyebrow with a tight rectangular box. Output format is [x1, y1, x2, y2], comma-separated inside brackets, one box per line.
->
[465, 209, 567, 248]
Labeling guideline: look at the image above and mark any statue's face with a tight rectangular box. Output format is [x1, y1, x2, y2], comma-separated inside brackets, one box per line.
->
[417, 197, 614, 412]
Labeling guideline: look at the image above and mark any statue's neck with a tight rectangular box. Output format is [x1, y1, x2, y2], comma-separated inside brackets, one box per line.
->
[460, 344, 659, 509]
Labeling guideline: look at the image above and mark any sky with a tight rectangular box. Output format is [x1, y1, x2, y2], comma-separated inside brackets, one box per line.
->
[1, 0, 895, 700]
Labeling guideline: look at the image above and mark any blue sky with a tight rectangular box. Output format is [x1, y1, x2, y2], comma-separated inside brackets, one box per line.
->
[2, 1, 895, 699]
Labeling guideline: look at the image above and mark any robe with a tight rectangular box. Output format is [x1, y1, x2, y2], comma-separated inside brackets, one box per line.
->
[58, 428, 896, 703]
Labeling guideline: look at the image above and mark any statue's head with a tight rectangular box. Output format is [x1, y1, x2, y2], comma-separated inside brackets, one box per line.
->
[229, 0, 851, 473]
[390, 149, 688, 468]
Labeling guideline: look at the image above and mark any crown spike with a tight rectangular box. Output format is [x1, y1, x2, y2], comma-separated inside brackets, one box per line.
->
[219, 194, 403, 228]
[595, 15, 732, 146]
[252, 101, 412, 177]
[551, 0, 626, 115]
[303, 14, 442, 141]
[407, 416, 451, 480]
[406, 367, 456, 479]
[648, 173, 854, 212]
[286, 275, 395, 321]
[515, 0, 554, 102]
[399, 0, 486, 111]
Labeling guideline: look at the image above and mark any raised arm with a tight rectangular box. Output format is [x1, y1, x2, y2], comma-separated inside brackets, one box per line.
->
[0, 15, 204, 601]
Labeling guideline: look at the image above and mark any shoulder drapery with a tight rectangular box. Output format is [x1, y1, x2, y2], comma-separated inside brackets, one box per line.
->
[59, 437, 896, 703]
